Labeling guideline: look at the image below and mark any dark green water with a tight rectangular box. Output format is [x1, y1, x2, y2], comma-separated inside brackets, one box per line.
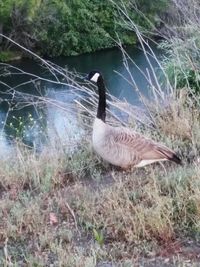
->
[0, 45, 162, 155]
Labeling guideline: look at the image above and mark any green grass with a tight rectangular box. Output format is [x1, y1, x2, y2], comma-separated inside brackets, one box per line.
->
[0, 50, 21, 62]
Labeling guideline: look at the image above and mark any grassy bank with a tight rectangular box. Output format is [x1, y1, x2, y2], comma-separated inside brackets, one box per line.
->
[1, 0, 200, 265]
[0, 91, 200, 266]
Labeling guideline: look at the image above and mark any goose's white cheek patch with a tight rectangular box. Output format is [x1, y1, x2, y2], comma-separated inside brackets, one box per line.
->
[90, 73, 100, 83]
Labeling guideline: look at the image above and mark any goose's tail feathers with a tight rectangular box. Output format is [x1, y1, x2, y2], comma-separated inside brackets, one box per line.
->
[157, 146, 182, 165]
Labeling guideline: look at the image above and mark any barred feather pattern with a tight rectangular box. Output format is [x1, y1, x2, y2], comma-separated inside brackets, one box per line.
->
[92, 118, 181, 169]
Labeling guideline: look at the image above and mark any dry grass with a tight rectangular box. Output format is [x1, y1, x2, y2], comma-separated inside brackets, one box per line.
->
[147, 95, 200, 164]
[0, 95, 200, 266]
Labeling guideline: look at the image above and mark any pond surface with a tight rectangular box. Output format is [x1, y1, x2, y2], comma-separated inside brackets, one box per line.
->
[0, 44, 162, 155]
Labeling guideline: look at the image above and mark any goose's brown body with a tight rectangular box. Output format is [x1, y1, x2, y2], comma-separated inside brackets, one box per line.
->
[87, 70, 181, 169]
[93, 118, 180, 169]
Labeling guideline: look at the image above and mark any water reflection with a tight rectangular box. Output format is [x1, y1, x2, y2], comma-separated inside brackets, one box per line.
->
[0, 44, 162, 156]
[0, 133, 11, 158]
[45, 90, 85, 151]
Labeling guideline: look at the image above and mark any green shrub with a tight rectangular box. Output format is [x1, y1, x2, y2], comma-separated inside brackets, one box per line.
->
[161, 27, 200, 94]
[0, 0, 168, 57]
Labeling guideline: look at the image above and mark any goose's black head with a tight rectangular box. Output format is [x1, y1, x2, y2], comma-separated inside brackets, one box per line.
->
[86, 71, 102, 83]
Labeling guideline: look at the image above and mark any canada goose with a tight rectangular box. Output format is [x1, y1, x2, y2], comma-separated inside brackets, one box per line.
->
[86, 70, 181, 169]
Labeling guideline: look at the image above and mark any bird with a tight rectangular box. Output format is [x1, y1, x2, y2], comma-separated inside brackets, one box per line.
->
[86, 70, 181, 169]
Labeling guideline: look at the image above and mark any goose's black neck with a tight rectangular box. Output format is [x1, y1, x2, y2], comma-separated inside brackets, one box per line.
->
[97, 75, 106, 122]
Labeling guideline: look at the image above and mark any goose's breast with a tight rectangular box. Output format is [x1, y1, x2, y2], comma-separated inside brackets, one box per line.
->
[92, 120, 135, 167]
[92, 118, 108, 151]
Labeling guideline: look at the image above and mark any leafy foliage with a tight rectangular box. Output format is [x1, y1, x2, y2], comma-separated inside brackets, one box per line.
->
[161, 28, 200, 93]
[0, 0, 41, 48]
[32, 0, 137, 56]
[0, 0, 168, 57]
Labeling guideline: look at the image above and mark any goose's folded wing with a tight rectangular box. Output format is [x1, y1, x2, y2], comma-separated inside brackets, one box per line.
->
[111, 127, 178, 161]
